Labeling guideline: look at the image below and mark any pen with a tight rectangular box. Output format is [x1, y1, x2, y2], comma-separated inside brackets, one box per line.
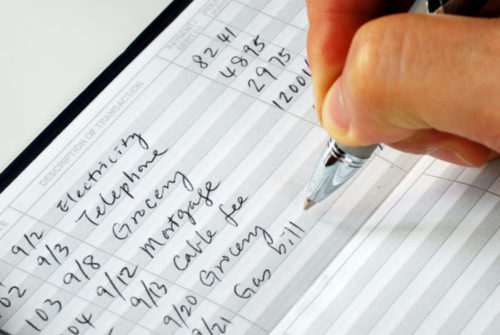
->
[304, 0, 486, 210]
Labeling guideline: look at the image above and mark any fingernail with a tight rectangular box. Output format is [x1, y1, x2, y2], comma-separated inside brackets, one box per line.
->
[453, 151, 478, 167]
[324, 80, 350, 132]
[427, 147, 476, 167]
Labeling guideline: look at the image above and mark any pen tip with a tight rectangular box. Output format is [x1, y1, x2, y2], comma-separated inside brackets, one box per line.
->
[303, 198, 316, 210]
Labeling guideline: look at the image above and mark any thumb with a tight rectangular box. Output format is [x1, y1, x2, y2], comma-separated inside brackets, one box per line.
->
[322, 13, 500, 165]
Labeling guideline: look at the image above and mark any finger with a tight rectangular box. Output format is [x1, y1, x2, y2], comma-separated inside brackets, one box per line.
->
[306, 0, 415, 123]
[306, 0, 386, 123]
[322, 14, 500, 155]
[388, 129, 495, 166]
[489, 152, 500, 161]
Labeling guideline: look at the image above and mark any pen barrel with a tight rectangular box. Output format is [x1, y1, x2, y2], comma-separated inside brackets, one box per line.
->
[305, 140, 378, 203]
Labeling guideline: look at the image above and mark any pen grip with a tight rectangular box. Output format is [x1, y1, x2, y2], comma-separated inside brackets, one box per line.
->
[336, 143, 378, 159]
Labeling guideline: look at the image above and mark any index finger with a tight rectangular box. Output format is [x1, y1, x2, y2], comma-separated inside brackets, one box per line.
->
[306, 0, 412, 122]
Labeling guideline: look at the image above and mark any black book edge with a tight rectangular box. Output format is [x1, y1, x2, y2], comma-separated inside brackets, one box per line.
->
[0, 0, 193, 193]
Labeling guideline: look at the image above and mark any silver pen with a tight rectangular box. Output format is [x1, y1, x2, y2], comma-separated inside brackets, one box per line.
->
[304, 0, 486, 210]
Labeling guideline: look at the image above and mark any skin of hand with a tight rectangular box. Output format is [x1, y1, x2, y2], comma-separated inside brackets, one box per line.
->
[306, 0, 500, 166]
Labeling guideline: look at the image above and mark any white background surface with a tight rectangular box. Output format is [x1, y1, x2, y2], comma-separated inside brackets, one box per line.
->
[0, 0, 173, 174]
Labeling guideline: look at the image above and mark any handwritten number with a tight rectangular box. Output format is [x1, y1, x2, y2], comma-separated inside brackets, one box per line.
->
[25, 319, 42, 332]
[248, 79, 264, 93]
[0, 297, 11, 308]
[11, 231, 44, 256]
[268, 56, 286, 67]
[24, 297, 63, 332]
[248, 67, 278, 93]
[130, 296, 151, 309]
[186, 295, 197, 305]
[63, 255, 100, 284]
[54, 243, 69, 257]
[272, 74, 309, 110]
[75, 312, 95, 328]
[150, 281, 168, 295]
[192, 47, 218, 69]
[278, 48, 291, 62]
[192, 55, 208, 69]
[231, 56, 248, 67]
[83, 255, 100, 270]
[68, 326, 79, 334]
[272, 101, 285, 110]
[217, 34, 231, 43]
[219, 67, 236, 78]
[163, 295, 198, 328]
[179, 304, 192, 316]
[9, 286, 26, 298]
[30, 231, 44, 240]
[302, 58, 312, 77]
[226, 27, 237, 37]
[243, 45, 259, 57]
[36, 308, 48, 322]
[217, 27, 237, 43]
[203, 47, 218, 58]
[120, 264, 138, 279]
[0, 284, 27, 316]
[44, 298, 62, 313]
[164, 315, 182, 328]
[269, 48, 291, 67]
[11, 245, 29, 256]
[37, 256, 51, 266]
[253, 35, 265, 52]
[256, 67, 277, 80]
[174, 304, 189, 327]
[279, 92, 292, 103]
[243, 35, 266, 57]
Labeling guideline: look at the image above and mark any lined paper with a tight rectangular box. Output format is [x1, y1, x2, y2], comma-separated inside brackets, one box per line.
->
[0, 0, 498, 334]
[274, 158, 500, 335]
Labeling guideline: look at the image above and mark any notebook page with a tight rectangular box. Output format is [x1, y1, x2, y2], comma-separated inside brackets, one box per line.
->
[274, 157, 500, 334]
[0, 0, 431, 334]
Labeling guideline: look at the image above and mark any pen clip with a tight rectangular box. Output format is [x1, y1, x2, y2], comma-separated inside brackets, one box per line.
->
[428, 0, 488, 16]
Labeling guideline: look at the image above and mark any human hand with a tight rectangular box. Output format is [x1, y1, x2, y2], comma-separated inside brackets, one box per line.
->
[306, 0, 500, 166]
